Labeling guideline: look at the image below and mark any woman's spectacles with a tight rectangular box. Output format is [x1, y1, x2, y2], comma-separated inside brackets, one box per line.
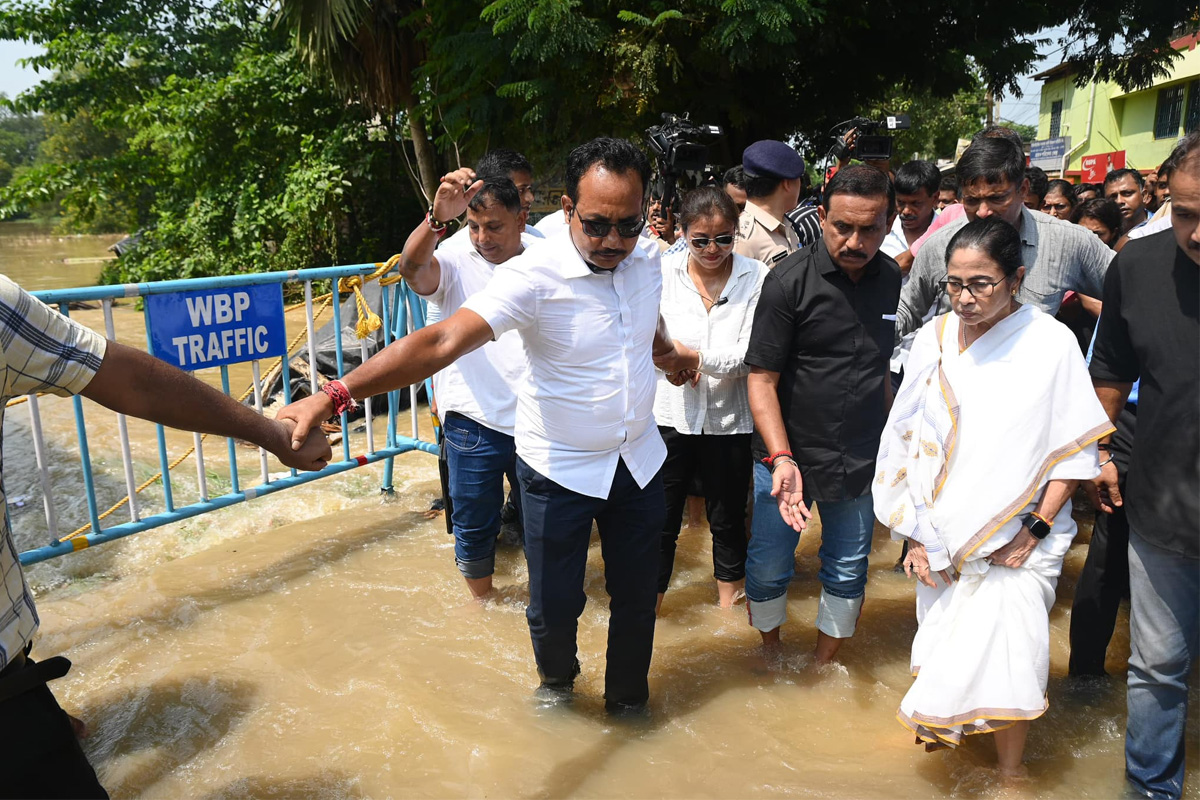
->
[938, 277, 1008, 298]
[688, 234, 737, 249]
[571, 211, 645, 239]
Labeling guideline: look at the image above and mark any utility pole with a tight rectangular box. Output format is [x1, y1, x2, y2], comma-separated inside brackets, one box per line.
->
[986, 89, 995, 126]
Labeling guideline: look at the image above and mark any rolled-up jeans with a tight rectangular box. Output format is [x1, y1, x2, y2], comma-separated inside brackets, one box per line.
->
[745, 461, 873, 637]
[442, 412, 520, 579]
[1125, 528, 1199, 800]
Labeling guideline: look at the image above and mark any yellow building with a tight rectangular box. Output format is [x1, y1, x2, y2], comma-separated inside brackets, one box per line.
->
[1031, 31, 1199, 181]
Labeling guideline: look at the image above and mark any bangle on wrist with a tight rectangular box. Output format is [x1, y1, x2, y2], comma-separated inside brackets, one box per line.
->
[425, 207, 448, 236]
[761, 450, 794, 469]
[1099, 456, 1114, 467]
[695, 350, 704, 373]
[770, 457, 797, 471]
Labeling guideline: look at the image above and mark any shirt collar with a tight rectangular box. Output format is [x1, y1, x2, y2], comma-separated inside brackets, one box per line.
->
[745, 200, 784, 233]
[1018, 205, 1039, 248]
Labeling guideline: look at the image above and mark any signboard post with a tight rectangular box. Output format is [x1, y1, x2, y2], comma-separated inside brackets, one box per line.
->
[145, 284, 288, 371]
[1080, 150, 1127, 183]
[1030, 137, 1071, 172]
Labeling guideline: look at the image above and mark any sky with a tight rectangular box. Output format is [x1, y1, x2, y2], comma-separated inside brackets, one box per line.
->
[1, 23, 1071, 130]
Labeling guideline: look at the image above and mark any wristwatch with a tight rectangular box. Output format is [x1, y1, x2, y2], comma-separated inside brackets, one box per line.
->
[1022, 513, 1052, 540]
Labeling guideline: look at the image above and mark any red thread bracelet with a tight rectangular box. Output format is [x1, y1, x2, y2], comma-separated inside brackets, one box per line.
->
[762, 450, 794, 468]
[321, 379, 358, 416]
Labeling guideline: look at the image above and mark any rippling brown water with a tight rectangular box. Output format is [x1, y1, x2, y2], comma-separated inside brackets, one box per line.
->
[4, 223, 1197, 799]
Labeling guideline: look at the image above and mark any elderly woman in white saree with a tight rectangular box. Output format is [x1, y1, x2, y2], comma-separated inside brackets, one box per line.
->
[873, 218, 1114, 777]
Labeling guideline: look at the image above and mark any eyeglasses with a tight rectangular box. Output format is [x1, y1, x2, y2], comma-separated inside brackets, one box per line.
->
[938, 277, 1009, 298]
[570, 211, 645, 239]
[688, 234, 737, 249]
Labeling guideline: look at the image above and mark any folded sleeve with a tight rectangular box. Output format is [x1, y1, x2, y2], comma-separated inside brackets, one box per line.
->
[0, 278, 107, 399]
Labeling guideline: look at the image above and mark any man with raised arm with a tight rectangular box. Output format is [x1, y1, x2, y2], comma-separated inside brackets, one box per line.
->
[0, 279, 331, 798]
[280, 138, 689, 716]
[400, 170, 532, 599]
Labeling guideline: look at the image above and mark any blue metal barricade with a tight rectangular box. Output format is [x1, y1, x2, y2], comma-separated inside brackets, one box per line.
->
[17, 264, 437, 566]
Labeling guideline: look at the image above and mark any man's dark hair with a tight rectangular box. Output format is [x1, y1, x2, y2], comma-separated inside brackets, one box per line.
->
[946, 217, 1023, 277]
[894, 160, 940, 196]
[1073, 183, 1098, 201]
[1103, 167, 1145, 190]
[971, 124, 1025, 151]
[823, 164, 896, 216]
[744, 174, 784, 199]
[1161, 131, 1200, 179]
[1045, 179, 1076, 205]
[679, 185, 739, 231]
[476, 148, 533, 181]
[467, 177, 522, 215]
[565, 138, 651, 203]
[939, 175, 958, 195]
[1025, 166, 1049, 203]
[723, 165, 746, 188]
[956, 137, 1026, 188]
[1069, 197, 1123, 233]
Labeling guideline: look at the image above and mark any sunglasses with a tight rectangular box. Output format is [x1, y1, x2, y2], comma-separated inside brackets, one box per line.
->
[571, 211, 645, 239]
[688, 234, 736, 249]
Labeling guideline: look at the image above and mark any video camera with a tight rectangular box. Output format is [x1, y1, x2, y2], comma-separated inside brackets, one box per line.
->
[827, 114, 912, 163]
[645, 113, 723, 209]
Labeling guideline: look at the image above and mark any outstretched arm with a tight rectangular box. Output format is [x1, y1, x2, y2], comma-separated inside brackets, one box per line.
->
[276, 308, 495, 449]
[81, 341, 332, 471]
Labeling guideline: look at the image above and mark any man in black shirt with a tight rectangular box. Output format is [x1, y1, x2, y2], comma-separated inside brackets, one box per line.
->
[744, 165, 901, 664]
[1088, 132, 1200, 800]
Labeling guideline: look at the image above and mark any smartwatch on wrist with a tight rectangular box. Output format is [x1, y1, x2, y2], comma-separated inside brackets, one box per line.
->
[1022, 513, 1052, 540]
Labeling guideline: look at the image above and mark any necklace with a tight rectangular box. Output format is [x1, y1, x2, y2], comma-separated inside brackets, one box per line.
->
[688, 256, 732, 309]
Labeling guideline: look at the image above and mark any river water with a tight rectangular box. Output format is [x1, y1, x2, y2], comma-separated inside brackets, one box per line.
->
[2, 221, 1195, 799]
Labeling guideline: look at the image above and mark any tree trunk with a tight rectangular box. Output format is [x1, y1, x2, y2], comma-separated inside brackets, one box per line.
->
[405, 103, 438, 203]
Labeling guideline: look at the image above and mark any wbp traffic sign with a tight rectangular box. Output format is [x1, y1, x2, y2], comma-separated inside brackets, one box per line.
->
[146, 284, 287, 371]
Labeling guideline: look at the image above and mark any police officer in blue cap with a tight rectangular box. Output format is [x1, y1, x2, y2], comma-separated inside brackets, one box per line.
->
[734, 140, 805, 266]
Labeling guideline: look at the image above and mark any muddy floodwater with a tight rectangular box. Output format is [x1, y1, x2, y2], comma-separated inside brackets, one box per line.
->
[2, 223, 1197, 799]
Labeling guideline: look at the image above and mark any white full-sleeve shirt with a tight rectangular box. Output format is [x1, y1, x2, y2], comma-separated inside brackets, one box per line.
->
[462, 230, 667, 499]
[415, 238, 535, 436]
[653, 250, 767, 435]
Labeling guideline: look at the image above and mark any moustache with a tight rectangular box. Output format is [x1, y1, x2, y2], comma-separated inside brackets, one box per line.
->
[838, 249, 868, 260]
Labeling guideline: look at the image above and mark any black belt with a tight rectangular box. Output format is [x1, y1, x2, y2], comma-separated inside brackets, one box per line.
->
[0, 649, 71, 704]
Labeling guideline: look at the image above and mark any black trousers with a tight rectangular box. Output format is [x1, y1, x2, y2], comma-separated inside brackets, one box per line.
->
[657, 427, 751, 594]
[1068, 403, 1136, 677]
[0, 654, 108, 799]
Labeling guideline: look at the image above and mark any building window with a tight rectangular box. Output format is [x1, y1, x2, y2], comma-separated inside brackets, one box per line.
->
[1049, 100, 1062, 138]
[1186, 80, 1200, 134]
[1155, 85, 1185, 139]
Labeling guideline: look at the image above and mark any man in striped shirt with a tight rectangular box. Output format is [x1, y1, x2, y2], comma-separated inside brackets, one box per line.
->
[0, 277, 330, 797]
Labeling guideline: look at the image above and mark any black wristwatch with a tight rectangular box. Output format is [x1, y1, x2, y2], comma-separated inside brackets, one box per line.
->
[1022, 513, 1052, 540]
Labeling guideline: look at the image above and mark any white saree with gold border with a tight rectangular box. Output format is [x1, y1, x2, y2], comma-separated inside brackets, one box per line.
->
[873, 304, 1114, 747]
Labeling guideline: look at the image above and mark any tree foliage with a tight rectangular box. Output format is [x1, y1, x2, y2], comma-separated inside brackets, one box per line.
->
[0, 0, 1193, 282]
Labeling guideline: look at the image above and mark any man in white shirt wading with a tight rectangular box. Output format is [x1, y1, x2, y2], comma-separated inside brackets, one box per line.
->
[279, 138, 686, 715]
[399, 172, 531, 599]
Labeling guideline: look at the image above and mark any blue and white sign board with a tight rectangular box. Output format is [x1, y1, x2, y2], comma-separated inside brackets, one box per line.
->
[1030, 137, 1071, 171]
[146, 285, 287, 371]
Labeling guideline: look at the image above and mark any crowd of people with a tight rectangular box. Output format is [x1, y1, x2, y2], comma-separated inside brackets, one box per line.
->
[1, 126, 1195, 799]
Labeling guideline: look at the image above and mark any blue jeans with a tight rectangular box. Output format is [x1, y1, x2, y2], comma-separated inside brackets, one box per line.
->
[1125, 529, 1199, 799]
[517, 457, 664, 709]
[745, 461, 874, 637]
[442, 412, 520, 580]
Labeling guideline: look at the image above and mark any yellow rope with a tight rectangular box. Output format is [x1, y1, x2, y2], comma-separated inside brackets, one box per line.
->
[49, 261, 407, 542]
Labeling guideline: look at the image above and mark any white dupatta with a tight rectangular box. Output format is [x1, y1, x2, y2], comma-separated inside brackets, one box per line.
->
[873, 305, 1113, 574]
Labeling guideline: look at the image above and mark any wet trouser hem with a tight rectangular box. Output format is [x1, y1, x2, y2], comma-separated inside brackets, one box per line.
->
[747, 593, 787, 632]
[816, 589, 863, 638]
[456, 554, 496, 580]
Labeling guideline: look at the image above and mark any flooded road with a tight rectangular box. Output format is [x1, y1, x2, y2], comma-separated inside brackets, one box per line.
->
[3, 223, 1197, 798]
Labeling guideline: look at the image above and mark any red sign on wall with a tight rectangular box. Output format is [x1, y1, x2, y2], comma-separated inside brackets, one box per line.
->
[1080, 151, 1127, 183]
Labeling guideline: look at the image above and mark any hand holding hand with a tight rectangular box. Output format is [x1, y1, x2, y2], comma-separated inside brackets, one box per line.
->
[273, 417, 332, 471]
[432, 168, 483, 223]
[276, 392, 335, 454]
[653, 340, 699, 374]
[771, 461, 812, 532]
[1085, 459, 1122, 514]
